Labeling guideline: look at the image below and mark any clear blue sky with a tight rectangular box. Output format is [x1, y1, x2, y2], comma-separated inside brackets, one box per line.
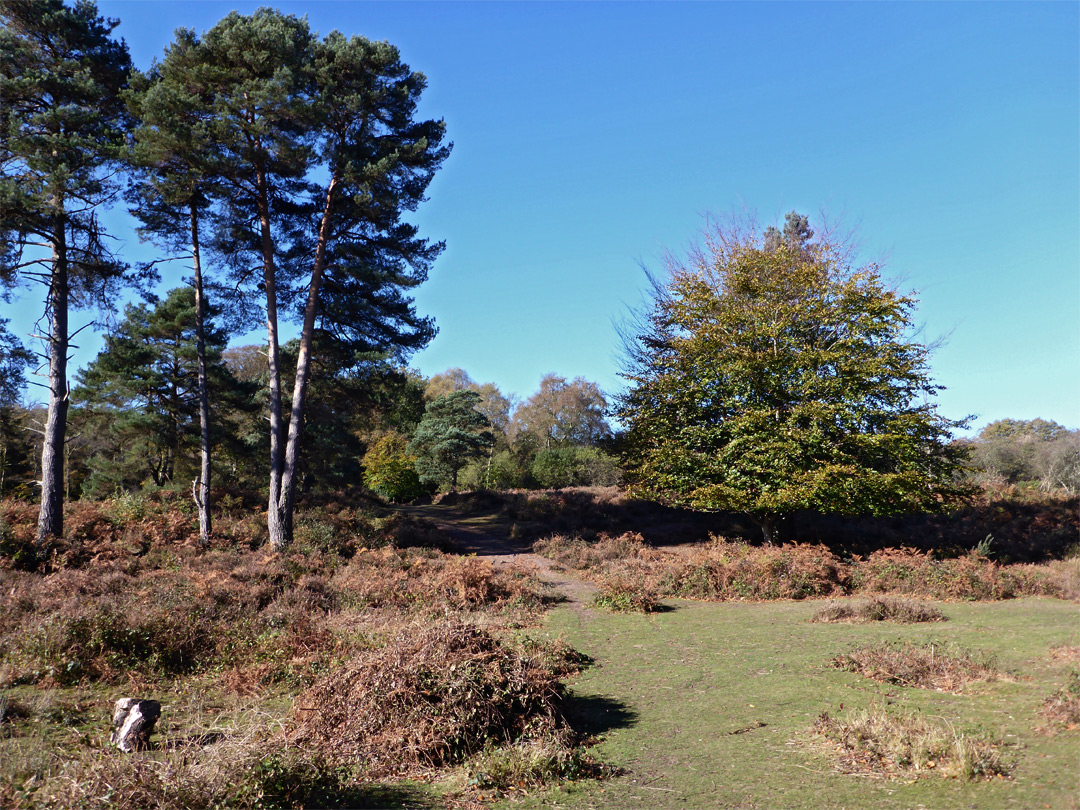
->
[6, 1, 1078, 434]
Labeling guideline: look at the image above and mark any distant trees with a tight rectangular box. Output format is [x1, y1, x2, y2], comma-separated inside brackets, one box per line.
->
[964, 419, 1080, 495]
[618, 213, 969, 543]
[0, 0, 133, 540]
[0, 319, 33, 498]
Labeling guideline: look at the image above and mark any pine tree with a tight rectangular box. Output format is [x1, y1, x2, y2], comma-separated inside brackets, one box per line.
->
[72, 287, 249, 496]
[125, 32, 225, 542]
[409, 391, 493, 492]
[0, 0, 132, 540]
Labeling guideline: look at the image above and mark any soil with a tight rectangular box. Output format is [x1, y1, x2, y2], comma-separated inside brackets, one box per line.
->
[398, 503, 599, 607]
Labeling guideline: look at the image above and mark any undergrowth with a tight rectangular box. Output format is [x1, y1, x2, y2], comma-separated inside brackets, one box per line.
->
[536, 532, 1078, 604]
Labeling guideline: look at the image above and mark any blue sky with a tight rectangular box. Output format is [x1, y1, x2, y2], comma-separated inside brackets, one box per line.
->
[6, 1, 1078, 434]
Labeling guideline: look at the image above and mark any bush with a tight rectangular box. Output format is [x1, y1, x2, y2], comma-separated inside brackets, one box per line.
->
[361, 432, 425, 502]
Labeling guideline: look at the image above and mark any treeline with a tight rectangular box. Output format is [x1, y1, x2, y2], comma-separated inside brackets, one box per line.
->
[957, 419, 1080, 496]
[0, 285, 619, 503]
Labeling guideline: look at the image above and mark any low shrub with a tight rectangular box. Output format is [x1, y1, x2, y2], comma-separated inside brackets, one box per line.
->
[593, 573, 659, 613]
[467, 740, 600, 792]
[810, 597, 945, 624]
[831, 641, 1001, 692]
[814, 706, 1010, 779]
[290, 619, 582, 775]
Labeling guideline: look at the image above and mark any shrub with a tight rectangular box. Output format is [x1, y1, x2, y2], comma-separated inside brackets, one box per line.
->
[467, 740, 597, 791]
[593, 573, 659, 613]
[361, 432, 425, 502]
[830, 641, 1001, 692]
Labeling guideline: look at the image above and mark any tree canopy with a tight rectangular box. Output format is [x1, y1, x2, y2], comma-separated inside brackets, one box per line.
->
[617, 213, 969, 542]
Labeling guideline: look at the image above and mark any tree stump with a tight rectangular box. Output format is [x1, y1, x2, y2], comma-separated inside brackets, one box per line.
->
[110, 698, 161, 752]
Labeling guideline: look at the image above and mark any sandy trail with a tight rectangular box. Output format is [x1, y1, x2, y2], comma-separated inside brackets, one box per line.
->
[398, 503, 598, 606]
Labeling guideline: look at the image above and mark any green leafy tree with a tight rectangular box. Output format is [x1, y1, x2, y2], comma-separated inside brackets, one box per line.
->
[408, 390, 493, 492]
[362, 432, 423, 502]
[618, 213, 969, 543]
[0, 0, 133, 540]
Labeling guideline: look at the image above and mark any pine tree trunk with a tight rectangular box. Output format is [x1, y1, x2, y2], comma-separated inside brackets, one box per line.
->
[37, 213, 69, 543]
[279, 175, 339, 546]
[258, 178, 288, 550]
[190, 203, 212, 545]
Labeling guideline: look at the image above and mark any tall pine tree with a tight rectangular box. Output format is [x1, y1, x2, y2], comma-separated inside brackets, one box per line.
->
[0, 0, 133, 540]
[125, 32, 223, 542]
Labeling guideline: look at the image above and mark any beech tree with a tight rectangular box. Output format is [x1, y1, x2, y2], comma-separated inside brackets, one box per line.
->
[618, 213, 969, 543]
[0, 0, 133, 540]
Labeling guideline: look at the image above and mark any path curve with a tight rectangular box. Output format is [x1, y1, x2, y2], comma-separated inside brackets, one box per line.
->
[399, 504, 598, 606]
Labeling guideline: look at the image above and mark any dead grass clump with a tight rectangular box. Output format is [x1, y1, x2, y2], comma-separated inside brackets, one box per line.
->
[810, 597, 946, 624]
[290, 619, 579, 775]
[814, 707, 1010, 780]
[1049, 645, 1080, 664]
[1039, 669, 1080, 730]
[831, 641, 1001, 692]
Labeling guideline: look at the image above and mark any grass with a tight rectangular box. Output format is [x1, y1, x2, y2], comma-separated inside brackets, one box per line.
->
[510, 596, 1079, 810]
[814, 706, 1010, 779]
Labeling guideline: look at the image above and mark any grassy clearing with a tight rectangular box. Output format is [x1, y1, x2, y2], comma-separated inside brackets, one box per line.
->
[513, 597, 1079, 810]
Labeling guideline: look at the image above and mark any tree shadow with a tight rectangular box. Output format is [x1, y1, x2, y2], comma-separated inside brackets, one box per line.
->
[311, 782, 439, 809]
[562, 693, 639, 739]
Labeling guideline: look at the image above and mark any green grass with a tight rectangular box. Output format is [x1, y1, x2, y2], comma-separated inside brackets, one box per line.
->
[511, 597, 1080, 810]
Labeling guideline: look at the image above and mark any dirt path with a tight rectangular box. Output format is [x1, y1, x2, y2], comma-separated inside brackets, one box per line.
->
[398, 503, 598, 606]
